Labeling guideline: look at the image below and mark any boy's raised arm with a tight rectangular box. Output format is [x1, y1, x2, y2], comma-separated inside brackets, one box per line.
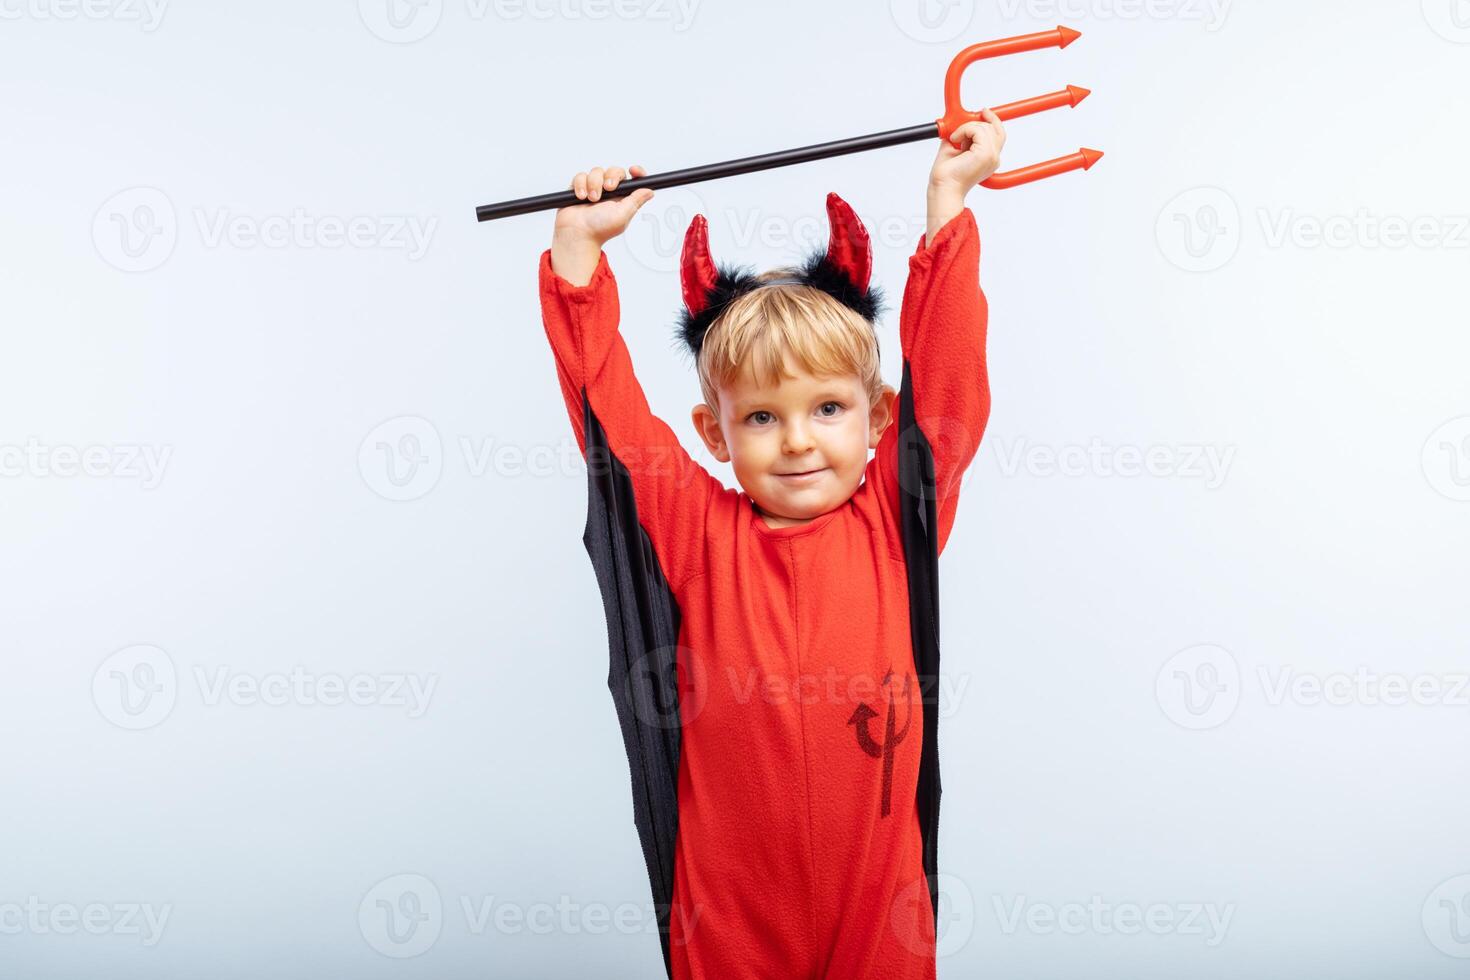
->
[538, 164, 722, 592]
[873, 111, 1003, 555]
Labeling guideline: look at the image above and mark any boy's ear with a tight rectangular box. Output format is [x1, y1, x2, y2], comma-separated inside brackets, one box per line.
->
[691, 402, 731, 463]
[869, 385, 898, 449]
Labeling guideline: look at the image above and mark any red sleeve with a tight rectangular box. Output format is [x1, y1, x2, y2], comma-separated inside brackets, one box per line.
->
[870, 207, 991, 555]
[538, 247, 722, 591]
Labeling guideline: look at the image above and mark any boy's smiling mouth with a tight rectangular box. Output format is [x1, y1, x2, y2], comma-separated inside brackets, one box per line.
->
[776, 468, 827, 481]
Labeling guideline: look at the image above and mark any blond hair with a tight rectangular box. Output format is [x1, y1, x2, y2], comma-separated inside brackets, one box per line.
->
[695, 269, 884, 418]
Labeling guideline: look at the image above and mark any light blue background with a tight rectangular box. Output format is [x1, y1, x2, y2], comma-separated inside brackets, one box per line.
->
[2, 1, 1468, 977]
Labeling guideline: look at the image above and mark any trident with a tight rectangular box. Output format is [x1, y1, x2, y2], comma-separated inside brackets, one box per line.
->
[475, 25, 1102, 221]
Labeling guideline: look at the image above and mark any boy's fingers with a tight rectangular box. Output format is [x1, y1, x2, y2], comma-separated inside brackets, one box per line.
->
[617, 188, 654, 220]
[969, 125, 1000, 157]
[571, 164, 645, 202]
[980, 108, 1006, 148]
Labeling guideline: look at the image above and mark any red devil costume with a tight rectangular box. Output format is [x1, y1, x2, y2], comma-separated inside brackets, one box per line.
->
[537, 193, 990, 979]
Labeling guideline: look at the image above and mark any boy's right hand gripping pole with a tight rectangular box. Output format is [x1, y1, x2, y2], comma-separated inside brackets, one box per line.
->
[939, 25, 1104, 189]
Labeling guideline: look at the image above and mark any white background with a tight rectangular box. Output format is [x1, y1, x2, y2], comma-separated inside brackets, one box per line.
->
[2, 0, 1469, 977]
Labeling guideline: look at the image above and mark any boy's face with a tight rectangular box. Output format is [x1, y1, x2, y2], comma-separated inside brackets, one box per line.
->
[692, 355, 896, 529]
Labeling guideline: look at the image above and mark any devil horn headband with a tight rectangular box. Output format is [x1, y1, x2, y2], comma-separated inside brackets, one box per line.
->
[676, 192, 884, 359]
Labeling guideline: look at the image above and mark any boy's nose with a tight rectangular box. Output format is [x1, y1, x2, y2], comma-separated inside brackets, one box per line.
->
[782, 424, 815, 454]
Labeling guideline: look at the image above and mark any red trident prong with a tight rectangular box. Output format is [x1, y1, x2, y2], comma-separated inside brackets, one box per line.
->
[936, 25, 1104, 190]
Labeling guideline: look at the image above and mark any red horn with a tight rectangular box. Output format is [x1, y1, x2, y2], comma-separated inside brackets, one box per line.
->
[823, 192, 872, 293]
[680, 213, 719, 317]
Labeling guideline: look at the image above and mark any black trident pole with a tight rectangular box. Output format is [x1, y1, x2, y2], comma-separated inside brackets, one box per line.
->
[474, 124, 939, 222]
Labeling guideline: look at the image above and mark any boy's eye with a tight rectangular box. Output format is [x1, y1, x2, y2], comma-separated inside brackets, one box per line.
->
[818, 401, 844, 417]
[747, 411, 774, 425]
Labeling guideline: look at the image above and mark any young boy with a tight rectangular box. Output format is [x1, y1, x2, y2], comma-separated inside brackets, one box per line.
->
[537, 109, 1004, 979]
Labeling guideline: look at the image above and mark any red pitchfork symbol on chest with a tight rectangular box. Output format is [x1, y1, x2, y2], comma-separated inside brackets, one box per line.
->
[848, 668, 915, 819]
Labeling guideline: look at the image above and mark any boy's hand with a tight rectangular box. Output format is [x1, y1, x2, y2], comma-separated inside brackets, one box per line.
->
[924, 108, 1005, 246]
[551, 164, 654, 287]
[555, 163, 655, 242]
[928, 108, 1007, 196]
